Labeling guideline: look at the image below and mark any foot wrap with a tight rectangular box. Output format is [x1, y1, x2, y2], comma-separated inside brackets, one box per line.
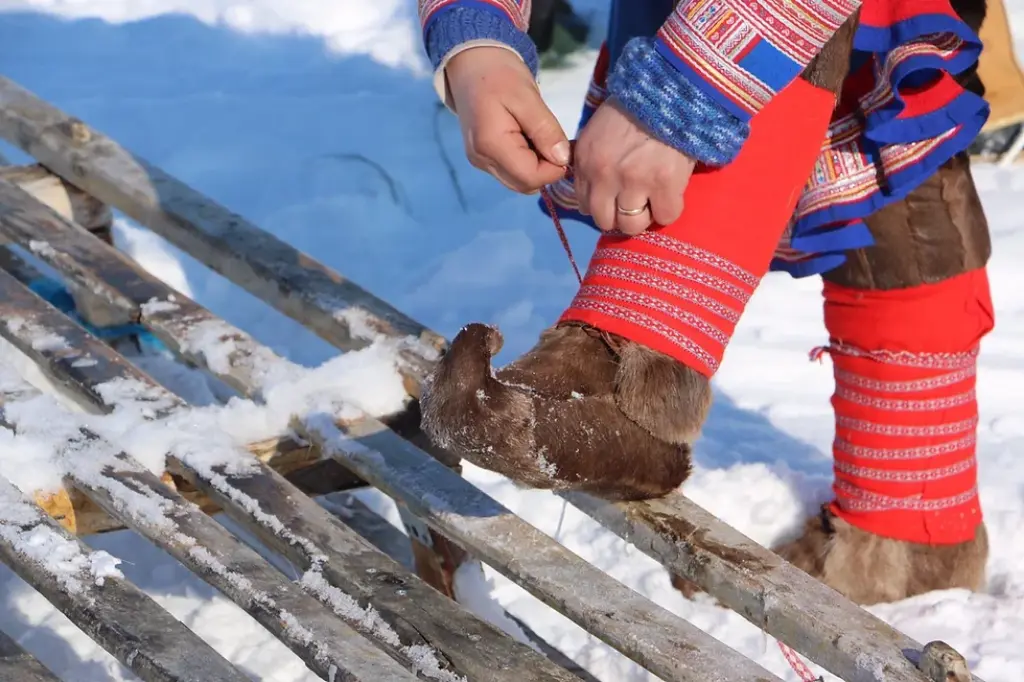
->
[820, 268, 995, 545]
[559, 78, 837, 376]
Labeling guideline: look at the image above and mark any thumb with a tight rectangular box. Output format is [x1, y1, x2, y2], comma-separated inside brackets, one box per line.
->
[507, 87, 571, 167]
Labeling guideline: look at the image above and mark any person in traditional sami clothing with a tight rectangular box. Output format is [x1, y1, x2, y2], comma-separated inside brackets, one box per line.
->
[416, 0, 993, 605]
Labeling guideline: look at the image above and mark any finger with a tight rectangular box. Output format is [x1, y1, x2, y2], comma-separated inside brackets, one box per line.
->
[506, 86, 571, 167]
[649, 178, 687, 228]
[613, 188, 653, 235]
[589, 182, 619, 232]
[475, 130, 566, 193]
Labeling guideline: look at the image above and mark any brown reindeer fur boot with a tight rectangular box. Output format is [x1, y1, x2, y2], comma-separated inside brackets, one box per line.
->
[420, 322, 707, 500]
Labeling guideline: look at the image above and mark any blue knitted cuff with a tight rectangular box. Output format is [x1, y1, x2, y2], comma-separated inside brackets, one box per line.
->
[424, 7, 539, 77]
[608, 37, 749, 167]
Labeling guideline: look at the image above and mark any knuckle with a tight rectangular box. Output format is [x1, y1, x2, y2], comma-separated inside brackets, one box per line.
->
[620, 163, 648, 186]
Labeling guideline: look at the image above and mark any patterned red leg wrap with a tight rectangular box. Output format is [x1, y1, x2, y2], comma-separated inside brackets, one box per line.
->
[559, 78, 838, 377]
[821, 268, 996, 545]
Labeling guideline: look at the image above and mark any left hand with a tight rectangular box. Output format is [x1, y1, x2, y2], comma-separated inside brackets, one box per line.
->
[573, 98, 696, 235]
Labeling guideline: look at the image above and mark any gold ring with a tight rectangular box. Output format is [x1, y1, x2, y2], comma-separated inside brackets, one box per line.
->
[616, 202, 649, 217]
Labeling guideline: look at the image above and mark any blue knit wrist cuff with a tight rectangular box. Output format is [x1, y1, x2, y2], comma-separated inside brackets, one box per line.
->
[424, 7, 539, 77]
[608, 37, 749, 167]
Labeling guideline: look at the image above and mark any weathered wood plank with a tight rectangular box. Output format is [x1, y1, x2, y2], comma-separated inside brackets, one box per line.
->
[0, 76, 445, 390]
[0, 476, 253, 682]
[0, 630, 62, 682]
[0, 82, 474, 615]
[0, 156, 971, 682]
[301, 417, 784, 682]
[0, 244, 365, 537]
[0, 179, 789, 682]
[565, 492, 982, 682]
[0, 269, 576, 682]
[0, 372, 419, 682]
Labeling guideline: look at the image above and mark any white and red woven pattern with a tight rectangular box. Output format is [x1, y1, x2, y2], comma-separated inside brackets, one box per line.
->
[560, 77, 838, 377]
[656, 0, 861, 117]
[820, 269, 994, 545]
[418, 0, 530, 32]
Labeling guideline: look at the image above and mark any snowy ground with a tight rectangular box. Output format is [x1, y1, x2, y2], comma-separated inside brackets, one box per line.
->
[0, 2, 1022, 681]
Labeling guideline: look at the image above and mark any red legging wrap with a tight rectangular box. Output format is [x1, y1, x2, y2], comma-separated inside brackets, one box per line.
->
[559, 77, 993, 546]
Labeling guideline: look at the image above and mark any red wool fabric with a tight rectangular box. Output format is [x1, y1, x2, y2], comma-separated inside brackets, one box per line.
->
[822, 268, 995, 545]
[559, 77, 837, 376]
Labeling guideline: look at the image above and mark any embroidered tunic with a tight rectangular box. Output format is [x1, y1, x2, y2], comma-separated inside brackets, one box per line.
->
[418, 0, 988, 277]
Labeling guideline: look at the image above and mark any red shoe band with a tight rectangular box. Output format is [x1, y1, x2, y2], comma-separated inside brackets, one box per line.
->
[821, 269, 995, 545]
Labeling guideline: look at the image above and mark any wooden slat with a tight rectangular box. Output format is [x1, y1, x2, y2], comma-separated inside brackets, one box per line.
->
[0, 476, 253, 682]
[567, 492, 977, 682]
[0, 77, 491, 614]
[0, 146, 972, 682]
[0, 179, 786, 682]
[0, 269, 577, 682]
[0, 631, 62, 682]
[330, 500, 602, 682]
[0, 243, 366, 538]
[0, 76, 445, 393]
[0, 373, 421, 682]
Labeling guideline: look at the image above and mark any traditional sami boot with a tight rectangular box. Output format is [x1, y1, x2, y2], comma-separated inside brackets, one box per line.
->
[419, 22, 858, 500]
[775, 153, 994, 605]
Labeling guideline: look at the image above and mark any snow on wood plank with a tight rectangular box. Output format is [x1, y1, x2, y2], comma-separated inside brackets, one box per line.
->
[300, 417, 784, 682]
[0, 476, 253, 682]
[0, 77, 444, 389]
[0, 183, 788, 681]
[0, 630, 62, 682]
[0, 163, 962, 682]
[0, 374, 421, 682]
[0, 274, 575, 682]
[565, 492, 985, 682]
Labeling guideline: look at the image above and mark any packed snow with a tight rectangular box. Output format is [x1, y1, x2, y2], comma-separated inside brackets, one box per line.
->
[0, 1, 1022, 680]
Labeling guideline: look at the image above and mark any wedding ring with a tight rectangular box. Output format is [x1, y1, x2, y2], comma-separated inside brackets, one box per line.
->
[616, 202, 649, 216]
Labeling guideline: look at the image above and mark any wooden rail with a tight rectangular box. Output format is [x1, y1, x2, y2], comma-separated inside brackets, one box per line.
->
[0, 180, 784, 682]
[0, 74, 983, 682]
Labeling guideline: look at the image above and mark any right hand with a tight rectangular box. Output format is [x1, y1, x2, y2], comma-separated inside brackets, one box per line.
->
[445, 46, 571, 194]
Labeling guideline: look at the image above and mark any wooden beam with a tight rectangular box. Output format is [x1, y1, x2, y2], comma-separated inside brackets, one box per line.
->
[0, 371, 420, 682]
[0, 268, 578, 682]
[0, 133, 975, 681]
[0, 631, 62, 682]
[0, 245, 365, 537]
[0, 475, 254, 682]
[565, 492, 982, 682]
[0, 176, 785, 682]
[0, 77, 476, 620]
[30, 434, 363, 537]
[0, 76, 445, 390]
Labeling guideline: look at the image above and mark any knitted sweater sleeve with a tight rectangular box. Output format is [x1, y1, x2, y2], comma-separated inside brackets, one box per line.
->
[419, 1, 862, 167]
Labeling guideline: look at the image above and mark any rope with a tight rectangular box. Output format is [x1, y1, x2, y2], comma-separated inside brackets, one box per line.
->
[778, 641, 824, 682]
[540, 184, 583, 284]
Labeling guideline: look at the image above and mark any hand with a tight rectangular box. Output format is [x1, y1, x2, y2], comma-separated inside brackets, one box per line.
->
[445, 46, 570, 194]
[573, 98, 696, 234]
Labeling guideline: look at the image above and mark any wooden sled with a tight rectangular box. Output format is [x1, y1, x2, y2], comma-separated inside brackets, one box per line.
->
[0, 74, 985, 682]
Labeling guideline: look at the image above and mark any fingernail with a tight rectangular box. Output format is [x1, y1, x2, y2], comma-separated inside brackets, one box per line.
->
[552, 141, 570, 166]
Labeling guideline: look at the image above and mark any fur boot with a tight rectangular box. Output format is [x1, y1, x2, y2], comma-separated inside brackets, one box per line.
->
[420, 322, 704, 500]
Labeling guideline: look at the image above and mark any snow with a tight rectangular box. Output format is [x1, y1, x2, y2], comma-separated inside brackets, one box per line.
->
[0, 1, 1022, 681]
